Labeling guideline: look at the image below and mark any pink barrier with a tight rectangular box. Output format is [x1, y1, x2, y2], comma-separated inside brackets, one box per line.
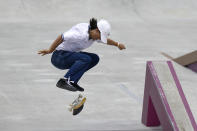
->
[141, 61, 197, 131]
[186, 62, 197, 73]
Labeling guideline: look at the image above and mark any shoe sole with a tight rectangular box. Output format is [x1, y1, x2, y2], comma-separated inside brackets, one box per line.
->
[56, 84, 78, 92]
[76, 88, 84, 92]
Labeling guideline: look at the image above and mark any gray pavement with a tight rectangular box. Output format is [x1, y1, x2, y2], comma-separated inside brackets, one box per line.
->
[0, 0, 197, 130]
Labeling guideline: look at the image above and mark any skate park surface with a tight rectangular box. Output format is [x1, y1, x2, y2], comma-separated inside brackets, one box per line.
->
[0, 0, 197, 130]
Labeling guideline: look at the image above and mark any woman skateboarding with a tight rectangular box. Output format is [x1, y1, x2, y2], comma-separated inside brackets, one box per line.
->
[38, 18, 126, 92]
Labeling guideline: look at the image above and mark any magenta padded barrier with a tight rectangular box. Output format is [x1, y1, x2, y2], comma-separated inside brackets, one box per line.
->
[141, 61, 197, 131]
[167, 61, 197, 130]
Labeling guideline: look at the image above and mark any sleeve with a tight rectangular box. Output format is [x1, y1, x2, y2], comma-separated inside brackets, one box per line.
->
[61, 33, 64, 41]
[61, 31, 76, 42]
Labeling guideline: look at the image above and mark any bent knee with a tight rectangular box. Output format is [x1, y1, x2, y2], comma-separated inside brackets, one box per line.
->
[91, 53, 100, 64]
[81, 55, 92, 64]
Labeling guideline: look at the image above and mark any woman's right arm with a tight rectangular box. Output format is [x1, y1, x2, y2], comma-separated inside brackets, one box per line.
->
[38, 34, 63, 56]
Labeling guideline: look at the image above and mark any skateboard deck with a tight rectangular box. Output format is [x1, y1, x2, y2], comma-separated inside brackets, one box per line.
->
[68, 94, 86, 115]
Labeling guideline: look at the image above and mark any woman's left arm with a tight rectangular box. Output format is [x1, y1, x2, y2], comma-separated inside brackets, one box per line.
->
[107, 38, 126, 50]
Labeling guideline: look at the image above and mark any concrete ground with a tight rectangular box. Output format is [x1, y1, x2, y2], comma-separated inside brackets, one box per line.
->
[0, 0, 197, 130]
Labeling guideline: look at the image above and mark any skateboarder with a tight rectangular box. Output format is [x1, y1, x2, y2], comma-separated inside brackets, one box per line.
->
[38, 18, 126, 92]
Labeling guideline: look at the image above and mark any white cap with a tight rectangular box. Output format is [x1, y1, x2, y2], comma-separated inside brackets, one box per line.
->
[97, 19, 111, 43]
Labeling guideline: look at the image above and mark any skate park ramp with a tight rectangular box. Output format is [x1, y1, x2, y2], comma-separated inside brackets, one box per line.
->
[0, 0, 197, 130]
[162, 51, 197, 73]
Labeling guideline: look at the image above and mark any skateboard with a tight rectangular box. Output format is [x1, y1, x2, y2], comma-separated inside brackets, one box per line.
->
[68, 94, 86, 115]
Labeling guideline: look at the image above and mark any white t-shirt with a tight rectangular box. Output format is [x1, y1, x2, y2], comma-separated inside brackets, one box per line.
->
[56, 23, 103, 52]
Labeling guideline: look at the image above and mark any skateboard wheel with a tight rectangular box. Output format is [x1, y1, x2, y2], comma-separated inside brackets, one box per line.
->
[78, 94, 83, 98]
[68, 107, 72, 112]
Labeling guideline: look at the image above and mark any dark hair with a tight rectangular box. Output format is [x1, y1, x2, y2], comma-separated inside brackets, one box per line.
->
[89, 18, 98, 30]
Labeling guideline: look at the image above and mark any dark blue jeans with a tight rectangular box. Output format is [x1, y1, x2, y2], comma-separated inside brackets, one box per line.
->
[51, 50, 99, 83]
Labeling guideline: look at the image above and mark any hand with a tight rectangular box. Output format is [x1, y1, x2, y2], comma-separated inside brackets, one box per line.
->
[38, 49, 52, 56]
[118, 43, 126, 50]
